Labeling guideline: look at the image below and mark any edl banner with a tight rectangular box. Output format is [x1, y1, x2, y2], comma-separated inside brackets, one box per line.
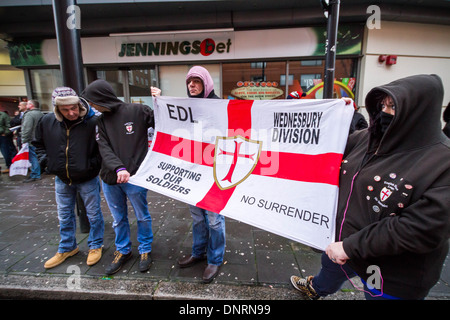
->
[129, 97, 353, 250]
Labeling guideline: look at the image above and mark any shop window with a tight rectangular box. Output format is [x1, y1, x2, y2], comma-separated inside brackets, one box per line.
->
[223, 61, 286, 100]
[159, 64, 221, 98]
[250, 62, 267, 69]
[280, 75, 294, 87]
[129, 67, 158, 107]
[287, 58, 357, 99]
[300, 74, 322, 92]
[88, 68, 157, 107]
[30, 69, 63, 112]
[301, 60, 323, 66]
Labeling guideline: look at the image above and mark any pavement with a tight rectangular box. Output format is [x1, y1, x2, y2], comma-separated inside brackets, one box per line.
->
[0, 158, 449, 302]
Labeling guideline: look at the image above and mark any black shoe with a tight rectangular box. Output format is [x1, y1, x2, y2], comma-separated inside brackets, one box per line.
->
[139, 252, 152, 272]
[23, 177, 41, 183]
[105, 251, 132, 275]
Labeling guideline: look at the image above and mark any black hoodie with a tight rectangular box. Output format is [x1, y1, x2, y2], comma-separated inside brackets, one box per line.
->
[337, 74, 449, 299]
[82, 79, 155, 185]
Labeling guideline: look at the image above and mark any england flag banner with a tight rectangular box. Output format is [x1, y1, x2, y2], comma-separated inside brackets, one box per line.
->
[129, 97, 353, 250]
[9, 142, 31, 176]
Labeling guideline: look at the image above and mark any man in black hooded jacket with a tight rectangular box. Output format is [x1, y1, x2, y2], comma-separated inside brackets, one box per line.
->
[291, 74, 449, 300]
[82, 79, 155, 275]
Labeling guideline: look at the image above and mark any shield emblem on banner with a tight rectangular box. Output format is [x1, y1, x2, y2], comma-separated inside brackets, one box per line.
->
[380, 187, 393, 202]
[214, 135, 262, 190]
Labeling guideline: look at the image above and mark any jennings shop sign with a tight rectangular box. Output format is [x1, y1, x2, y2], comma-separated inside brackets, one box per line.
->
[8, 25, 362, 66]
[118, 38, 233, 57]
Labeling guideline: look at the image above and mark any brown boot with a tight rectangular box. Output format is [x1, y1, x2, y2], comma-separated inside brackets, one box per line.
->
[177, 255, 206, 268]
[87, 247, 102, 266]
[202, 264, 220, 283]
[44, 248, 79, 269]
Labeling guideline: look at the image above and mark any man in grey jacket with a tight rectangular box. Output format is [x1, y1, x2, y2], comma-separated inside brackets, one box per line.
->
[21, 99, 43, 182]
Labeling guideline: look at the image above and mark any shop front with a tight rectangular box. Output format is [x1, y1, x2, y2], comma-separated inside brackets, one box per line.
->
[8, 25, 363, 112]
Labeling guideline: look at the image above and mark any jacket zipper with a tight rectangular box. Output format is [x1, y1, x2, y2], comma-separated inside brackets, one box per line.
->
[338, 170, 359, 241]
[65, 127, 72, 185]
[64, 119, 84, 185]
[338, 150, 378, 241]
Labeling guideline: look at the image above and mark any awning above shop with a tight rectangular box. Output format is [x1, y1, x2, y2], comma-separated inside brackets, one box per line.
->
[0, 0, 449, 41]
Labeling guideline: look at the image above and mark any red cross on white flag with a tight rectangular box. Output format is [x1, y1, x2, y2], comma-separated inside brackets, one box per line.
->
[129, 97, 353, 250]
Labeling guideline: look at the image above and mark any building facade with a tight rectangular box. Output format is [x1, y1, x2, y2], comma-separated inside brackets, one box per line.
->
[0, 1, 449, 118]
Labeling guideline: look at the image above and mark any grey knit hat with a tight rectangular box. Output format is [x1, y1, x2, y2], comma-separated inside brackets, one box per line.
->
[52, 87, 80, 106]
[52, 87, 87, 122]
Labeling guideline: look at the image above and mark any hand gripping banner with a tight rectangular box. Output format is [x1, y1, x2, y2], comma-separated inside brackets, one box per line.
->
[129, 97, 353, 250]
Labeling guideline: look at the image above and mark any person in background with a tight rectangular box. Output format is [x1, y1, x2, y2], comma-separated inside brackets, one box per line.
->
[10, 110, 21, 148]
[82, 79, 155, 275]
[21, 100, 43, 182]
[0, 110, 17, 173]
[349, 101, 368, 134]
[151, 66, 226, 283]
[290, 74, 449, 300]
[34, 87, 104, 269]
[10, 101, 27, 149]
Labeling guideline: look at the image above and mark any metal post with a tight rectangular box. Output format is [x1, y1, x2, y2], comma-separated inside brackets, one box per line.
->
[52, 0, 90, 233]
[323, 0, 340, 99]
[52, 0, 85, 93]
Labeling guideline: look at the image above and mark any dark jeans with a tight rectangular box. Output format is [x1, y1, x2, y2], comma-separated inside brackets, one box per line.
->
[312, 253, 400, 300]
[0, 135, 17, 168]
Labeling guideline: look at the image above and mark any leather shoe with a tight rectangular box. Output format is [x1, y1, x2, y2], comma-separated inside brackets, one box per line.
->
[177, 255, 205, 268]
[202, 264, 220, 283]
[87, 247, 102, 266]
[44, 248, 79, 269]
[105, 251, 132, 275]
[139, 252, 152, 272]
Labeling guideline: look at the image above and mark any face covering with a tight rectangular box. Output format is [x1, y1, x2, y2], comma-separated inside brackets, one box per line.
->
[380, 111, 394, 134]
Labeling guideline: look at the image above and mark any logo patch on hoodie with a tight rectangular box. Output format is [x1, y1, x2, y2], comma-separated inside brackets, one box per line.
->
[125, 122, 134, 134]
[365, 174, 413, 216]
[380, 187, 392, 201]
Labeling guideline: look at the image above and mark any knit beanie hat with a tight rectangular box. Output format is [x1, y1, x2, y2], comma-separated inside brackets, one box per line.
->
[52, 87, 80, 106]
[52, 87, 87, 122]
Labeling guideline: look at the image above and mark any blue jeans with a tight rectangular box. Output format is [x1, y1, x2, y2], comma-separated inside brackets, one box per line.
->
[312, 253, 400, 300]
[189, 205, 226, 266]
[55, 176, 104, 252]
[28, 144, 40, 179]
[102, 182, 153, 255]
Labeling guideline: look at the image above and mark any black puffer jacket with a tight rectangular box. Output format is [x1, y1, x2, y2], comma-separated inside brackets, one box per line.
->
[33, 99, 101, 185]
[82, 79, 155, 185]
[337, 74, 449, 299]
